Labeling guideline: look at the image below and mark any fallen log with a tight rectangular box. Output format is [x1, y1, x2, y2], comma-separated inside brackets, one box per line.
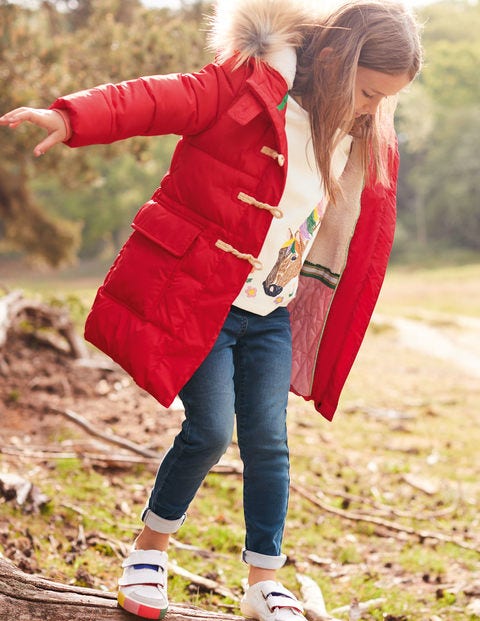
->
[0, 556, 243, 621]
[0, 288, 88, 358]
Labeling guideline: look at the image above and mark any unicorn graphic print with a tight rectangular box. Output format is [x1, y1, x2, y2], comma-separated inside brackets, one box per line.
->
[263, 200, 326, 299]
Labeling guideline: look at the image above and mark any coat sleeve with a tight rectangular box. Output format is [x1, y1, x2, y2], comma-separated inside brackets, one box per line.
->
[50, 62, 237, 148]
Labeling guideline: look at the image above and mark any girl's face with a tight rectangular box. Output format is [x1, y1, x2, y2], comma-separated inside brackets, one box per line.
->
[354, 66, 411, 118]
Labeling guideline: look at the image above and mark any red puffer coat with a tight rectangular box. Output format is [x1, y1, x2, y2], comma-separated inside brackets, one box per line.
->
[51, 55, 397, 421]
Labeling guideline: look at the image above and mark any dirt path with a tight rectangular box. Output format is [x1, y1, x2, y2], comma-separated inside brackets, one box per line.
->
[374, 313, 480, 378]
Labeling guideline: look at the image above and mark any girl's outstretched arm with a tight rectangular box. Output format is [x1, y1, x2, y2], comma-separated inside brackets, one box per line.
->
[0, 107, 71, 157]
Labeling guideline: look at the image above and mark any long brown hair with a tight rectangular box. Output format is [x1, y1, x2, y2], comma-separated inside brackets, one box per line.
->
[291, 0, 423, 200]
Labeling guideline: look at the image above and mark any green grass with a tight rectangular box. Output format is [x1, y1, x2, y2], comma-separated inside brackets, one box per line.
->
[1, 261, 479, 619]
[379, 262, 480, 317]
[3, 258, 479, 323]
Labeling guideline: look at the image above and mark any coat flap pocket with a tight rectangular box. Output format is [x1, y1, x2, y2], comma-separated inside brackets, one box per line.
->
[132, 201, 201, 257]
[227, 92, 264, 125]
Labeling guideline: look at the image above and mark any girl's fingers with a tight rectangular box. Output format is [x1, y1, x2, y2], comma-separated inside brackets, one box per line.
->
[0, 108, 59, 132]
[1, 107, 67, 155]
[4, 120, 24, 129]
[0, 107, 34, 125]
[33, 129, 64, 157]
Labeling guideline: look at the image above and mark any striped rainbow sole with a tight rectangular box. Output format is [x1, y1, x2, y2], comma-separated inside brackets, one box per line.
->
[118, 591, 168, 620]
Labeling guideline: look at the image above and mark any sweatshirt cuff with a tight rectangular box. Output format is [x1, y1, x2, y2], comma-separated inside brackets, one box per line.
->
[51, 107, 73, 142]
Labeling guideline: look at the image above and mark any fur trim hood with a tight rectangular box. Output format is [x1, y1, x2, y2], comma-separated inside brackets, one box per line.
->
[208, 0, 311, 89]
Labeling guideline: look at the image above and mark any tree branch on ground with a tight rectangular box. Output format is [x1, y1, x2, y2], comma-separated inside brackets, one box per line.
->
[316, 487, 459, 521]
[48, 406, 164, 459]
[291, 483, 479, 553]
[169, 561, 238, 601]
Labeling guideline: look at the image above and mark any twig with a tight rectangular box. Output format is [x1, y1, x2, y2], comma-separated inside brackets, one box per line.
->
[317, 488, 459, 521]
[291, 483, 479, 553]
[169, 561, 238, 601]
[169, 537, 231, 560]
[42, 408, 243, 472]
[1, 445, 242, 480]
[93, 532, 129, 559]
[330, 597, 386, 616]
[402, 473, 440, 495]
[297, 574, 342, 621]
[61, 501, 87, 516]
[48, 407, 163, 459]
[1, 445, 160, 465]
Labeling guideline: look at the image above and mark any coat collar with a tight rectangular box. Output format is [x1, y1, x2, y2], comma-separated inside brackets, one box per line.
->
[210, 0, 307, 77]
[264, 46, 297, 90]
[245, 59, 291, 154]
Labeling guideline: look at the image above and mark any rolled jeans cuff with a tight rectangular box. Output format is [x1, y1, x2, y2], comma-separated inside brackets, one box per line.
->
[242, 548, 287, 570]
[142, 508, 186, 534]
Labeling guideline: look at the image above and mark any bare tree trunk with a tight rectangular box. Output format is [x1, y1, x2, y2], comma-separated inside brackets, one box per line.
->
[0, 557, 242, 621]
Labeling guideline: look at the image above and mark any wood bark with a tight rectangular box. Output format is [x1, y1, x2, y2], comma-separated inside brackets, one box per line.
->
[0, 557, 242, 621]
[0, 289, 88, 358]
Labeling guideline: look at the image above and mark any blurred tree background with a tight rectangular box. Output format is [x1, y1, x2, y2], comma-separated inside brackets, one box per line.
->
[0, 0, 210, 266]
[0, 0, 479, 268]
[395, 0, 480, 260]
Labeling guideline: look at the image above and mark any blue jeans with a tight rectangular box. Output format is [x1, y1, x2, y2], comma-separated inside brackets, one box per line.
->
[142, 305, 292, 570]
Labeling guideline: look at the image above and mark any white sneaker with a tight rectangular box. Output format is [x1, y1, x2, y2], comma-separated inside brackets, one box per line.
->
[240, 580, 305, 621]
[117, 549, 168, 619]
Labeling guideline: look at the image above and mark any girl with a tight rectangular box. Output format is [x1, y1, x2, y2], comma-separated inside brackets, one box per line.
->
[0, 0, 422, 619]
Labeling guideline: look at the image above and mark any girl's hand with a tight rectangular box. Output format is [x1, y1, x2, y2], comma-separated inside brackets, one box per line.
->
[0, 107, 71, 157]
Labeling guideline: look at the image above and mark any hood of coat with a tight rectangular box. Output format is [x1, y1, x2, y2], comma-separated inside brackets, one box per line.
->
[208, 0, 310, 89]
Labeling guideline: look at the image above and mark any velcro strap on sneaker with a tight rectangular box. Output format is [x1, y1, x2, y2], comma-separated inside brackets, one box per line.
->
[118, 566, 165, 587]
[122, 549, 167, 569]
[264, 591, 304, 614]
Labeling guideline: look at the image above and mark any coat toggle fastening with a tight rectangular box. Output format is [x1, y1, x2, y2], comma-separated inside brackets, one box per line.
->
[261, 145, 286, 167]
[237, 192, 284, 219]
[215, 239, 263, 270]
